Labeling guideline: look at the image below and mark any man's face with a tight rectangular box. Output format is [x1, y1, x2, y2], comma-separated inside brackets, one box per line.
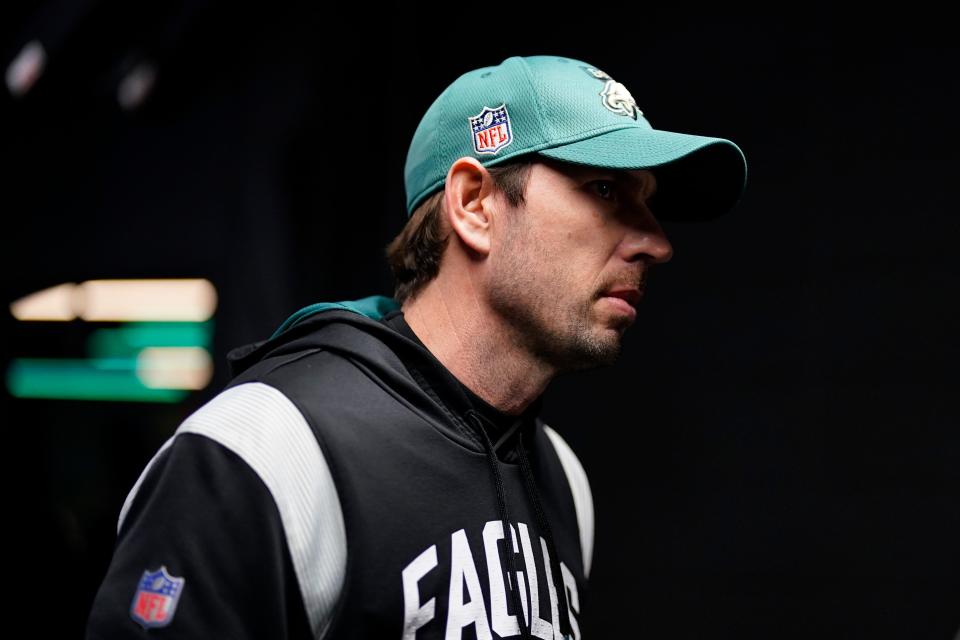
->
[485, 156, 673, 372]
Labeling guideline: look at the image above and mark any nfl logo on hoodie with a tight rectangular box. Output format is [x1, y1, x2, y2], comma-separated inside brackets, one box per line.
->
[469, 104, 513, 155]
[130, 566, 185, 629]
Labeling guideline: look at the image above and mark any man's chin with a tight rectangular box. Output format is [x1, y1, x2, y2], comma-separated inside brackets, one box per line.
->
[593, 335, 624, 366]
[558, 329, 623, 371]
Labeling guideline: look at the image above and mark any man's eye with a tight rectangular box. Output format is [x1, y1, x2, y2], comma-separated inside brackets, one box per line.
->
[591, 180, 617, 201]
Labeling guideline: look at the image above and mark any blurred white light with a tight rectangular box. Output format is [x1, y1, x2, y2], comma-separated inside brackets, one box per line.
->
[9, 283, 77, 320]
[136, 347, 213, 390]
[117, 61, 157, 111]
[80, 279, 217, 321]
[10, 279, 217, 322]
[6, 40, 46, 98]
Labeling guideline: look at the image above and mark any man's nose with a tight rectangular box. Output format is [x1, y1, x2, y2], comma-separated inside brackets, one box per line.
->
[620, 207, 674, 265]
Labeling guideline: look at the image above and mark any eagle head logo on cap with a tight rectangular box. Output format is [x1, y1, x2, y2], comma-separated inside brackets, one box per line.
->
[583, 66, 644, 120]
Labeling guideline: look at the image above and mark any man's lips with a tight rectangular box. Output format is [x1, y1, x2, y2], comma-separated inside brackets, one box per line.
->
[600, 287, 642, 322]
[602, 287, 642, 307]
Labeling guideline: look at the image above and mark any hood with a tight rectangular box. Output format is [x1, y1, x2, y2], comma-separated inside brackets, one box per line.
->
[224, 294, 573, 638]
[225, 294, 403, 379]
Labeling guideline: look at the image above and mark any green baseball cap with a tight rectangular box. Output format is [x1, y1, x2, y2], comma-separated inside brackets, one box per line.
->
[403, 54, 748, 221]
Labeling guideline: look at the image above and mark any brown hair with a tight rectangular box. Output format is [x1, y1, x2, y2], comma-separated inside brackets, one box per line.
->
[385, 155, 536, 306]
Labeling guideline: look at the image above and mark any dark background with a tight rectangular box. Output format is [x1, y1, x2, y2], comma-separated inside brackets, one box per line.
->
[2, 3, 958, 638]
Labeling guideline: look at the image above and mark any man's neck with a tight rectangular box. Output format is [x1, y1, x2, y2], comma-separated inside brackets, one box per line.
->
[401, 273, 554, 417]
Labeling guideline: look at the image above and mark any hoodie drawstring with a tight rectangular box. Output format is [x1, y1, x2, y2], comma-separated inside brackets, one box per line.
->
[465, 409, 573, 639]
[468, 410, 534, 640]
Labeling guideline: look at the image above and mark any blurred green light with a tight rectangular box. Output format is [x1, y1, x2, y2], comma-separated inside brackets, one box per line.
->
[6, 358, 188, 403]
[88, 320, 213, 358]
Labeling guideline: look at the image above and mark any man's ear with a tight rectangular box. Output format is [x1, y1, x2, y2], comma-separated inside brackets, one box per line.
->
[443, 157, 498, 256]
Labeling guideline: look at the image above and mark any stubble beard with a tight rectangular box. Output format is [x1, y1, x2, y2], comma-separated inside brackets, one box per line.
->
[485, 218, 625, 373]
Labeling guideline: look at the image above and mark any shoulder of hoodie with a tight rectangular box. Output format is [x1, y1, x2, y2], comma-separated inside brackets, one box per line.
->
[114, 380, 347, 637]
[164, 309, 404, 553]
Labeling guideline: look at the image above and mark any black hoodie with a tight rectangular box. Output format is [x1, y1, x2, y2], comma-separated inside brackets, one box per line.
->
[86, 295, 594, 640]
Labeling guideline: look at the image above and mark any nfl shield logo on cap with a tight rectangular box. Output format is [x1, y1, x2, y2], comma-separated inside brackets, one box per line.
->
[130, 566, 185, 629]
[469, 104, 513, 155]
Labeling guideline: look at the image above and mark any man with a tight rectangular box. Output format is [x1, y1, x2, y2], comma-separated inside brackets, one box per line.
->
[86, 54, 747, 639]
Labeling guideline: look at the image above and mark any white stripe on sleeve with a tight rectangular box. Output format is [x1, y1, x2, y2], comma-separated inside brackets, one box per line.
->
[543, 425, 595, 580]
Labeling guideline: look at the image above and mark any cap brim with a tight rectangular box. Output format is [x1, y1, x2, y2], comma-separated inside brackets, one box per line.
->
[536, 127, 748, 221]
